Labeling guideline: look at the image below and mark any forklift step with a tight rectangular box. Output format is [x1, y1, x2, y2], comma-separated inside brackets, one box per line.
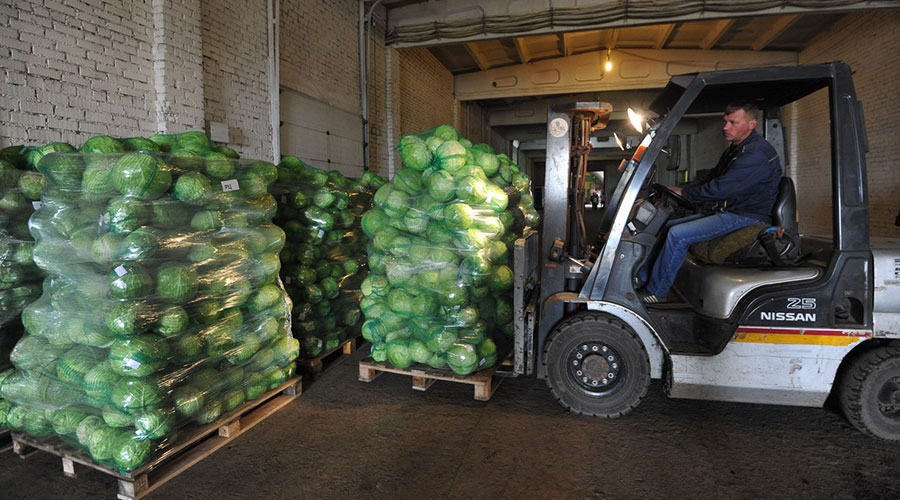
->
[667, 341, 717, 356]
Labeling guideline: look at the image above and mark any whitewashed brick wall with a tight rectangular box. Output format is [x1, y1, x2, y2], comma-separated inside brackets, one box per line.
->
[280, 0, 361, 116]
[201, 0, 272, 160]
[366, 4, 391, 178]
[2, 0, 471, 170]
[279, 1, 454, 180]
[793, 10, 900, 238]
[2, 0, 274, 161]
[1, 0, 157, 146]
[279, 0, 394, 178]
[152, 0, 204, 133]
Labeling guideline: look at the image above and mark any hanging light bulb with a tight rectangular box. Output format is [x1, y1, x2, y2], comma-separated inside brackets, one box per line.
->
[604, 49, 612, 72]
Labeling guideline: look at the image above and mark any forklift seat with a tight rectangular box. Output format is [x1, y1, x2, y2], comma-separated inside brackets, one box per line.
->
[690, 177, 800, 266]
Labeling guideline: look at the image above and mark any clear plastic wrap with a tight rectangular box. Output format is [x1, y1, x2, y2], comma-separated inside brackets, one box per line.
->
[0, 145, 48, 329]
[0, 132, 298, 473]
[272, 157, 386, 358]
[359, 125, 539, 375]
[0, 144, 51, 429]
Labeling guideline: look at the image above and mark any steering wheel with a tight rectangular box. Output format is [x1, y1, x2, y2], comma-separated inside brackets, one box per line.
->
[651, 183, 694, 210]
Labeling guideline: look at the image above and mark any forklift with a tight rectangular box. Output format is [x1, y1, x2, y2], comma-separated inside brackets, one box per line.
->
[509, 62, 900, 440]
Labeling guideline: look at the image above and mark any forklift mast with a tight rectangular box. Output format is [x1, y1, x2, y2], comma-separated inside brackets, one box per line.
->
[535, 103, 612, 376]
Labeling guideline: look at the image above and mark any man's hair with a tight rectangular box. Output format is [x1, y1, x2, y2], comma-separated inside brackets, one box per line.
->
[724, 102, 760, 122]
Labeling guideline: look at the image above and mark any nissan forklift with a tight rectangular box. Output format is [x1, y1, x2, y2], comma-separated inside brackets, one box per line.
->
[509, 61, 900, 440]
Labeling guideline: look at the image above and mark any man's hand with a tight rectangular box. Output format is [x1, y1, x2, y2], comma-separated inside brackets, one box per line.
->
[669, 185, 682, 196]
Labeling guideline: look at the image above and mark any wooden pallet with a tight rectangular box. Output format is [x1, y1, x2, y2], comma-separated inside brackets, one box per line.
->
[358, 357, 509, 401]
[301, 334, 365, 383]
[12, 377, 300, 500]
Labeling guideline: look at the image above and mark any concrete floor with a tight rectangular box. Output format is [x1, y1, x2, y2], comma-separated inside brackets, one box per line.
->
[1, 346, 899, 500]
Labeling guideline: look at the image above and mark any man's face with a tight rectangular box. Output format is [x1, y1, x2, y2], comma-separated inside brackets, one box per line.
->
[722, 109, 757, 144]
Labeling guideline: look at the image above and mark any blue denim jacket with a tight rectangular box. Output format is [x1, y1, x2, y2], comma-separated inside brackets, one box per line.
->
[680, 130, 782, 224]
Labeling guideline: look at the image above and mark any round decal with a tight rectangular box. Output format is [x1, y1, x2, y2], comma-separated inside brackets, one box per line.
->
[549, 117, 568, 138]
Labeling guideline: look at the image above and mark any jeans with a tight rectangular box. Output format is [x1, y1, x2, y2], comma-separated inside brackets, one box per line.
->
[644, 212, 763, 297]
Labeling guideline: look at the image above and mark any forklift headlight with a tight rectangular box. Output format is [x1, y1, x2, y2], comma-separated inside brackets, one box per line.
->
[627, 108, 644, 133]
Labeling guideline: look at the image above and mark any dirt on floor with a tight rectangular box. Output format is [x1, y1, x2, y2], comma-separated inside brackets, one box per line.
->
[1, 347, 899, 500]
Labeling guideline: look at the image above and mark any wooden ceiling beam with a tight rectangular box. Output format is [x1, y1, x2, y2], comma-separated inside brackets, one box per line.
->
[655, 23, 676, 50]
[751, 15, 800, 51]
[561, 32, 576, 56]
[464, 43, 490, 71]
[513, 38, 530, 64]
[700, 19, 735, 50]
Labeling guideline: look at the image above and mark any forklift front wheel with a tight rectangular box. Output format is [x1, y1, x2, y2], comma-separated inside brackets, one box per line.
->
[839, 346, 900, 440]
[544, 312, 650, 418]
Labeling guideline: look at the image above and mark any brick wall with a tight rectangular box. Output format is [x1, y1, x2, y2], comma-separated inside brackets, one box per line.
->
[201, 0, 272, 160]
[2, 0, 274, 161]
[396, 47, 456, 136]
[367, 5, 391, 178]
[793, 10, 900, 237]
[152, 0, 204, 133]
[277, 2, 457, 178]
[1, 0, 157, 146]
[2, 0, 477, 170]
[279, 0, 360, 116]
[278, 1, 395, 178]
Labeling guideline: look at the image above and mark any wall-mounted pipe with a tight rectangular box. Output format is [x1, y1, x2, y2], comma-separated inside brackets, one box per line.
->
[267, 0, 280, 162]
[358, 0, 383, 172]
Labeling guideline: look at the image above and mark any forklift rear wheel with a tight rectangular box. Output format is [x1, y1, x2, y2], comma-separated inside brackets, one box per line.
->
[544, 312, 650, 418]
[839, 346, 900, 440]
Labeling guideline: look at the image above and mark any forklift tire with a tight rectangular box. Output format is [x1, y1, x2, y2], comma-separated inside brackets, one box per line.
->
[839, 346, 900, 440]
[543, 312, 650, 418]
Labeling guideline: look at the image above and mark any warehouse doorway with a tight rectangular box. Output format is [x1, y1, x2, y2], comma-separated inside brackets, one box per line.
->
[279, 89, 365, 178]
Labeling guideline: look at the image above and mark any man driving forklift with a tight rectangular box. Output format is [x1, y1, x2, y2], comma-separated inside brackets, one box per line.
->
[641, 102, 783, 303]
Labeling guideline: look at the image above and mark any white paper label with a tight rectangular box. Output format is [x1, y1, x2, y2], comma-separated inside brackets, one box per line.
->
[317, 230, 325, 238]
[114, 265, 128, 277]
[32, 201, 43, 209]
[221, 179, 240, 192]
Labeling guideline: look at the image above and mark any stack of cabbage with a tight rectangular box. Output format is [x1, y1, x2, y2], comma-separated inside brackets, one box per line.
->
[273, 157, 386, 358]
[359, 125, 539, 375]
[0, 132, 298, 473]
[0, 145, 49, 328]
[0, 144, 51, 429]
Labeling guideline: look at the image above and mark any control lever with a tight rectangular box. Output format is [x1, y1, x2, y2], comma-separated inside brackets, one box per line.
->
[565, 255, 593, 272]
[550, 238, 593, 275]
